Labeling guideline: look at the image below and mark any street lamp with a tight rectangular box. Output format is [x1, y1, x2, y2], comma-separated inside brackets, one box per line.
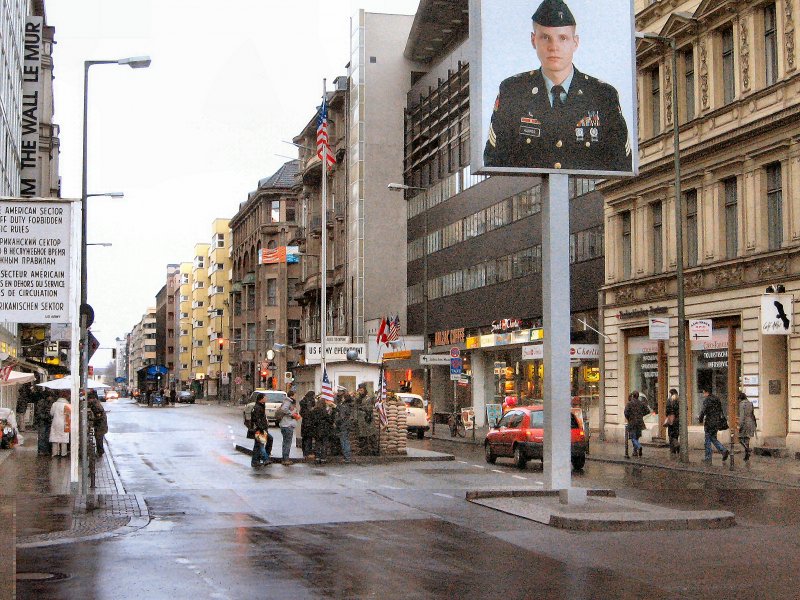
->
[636, 32, 689, 464]
[388, 182, 431, 425]
[80, 55, 151, 493]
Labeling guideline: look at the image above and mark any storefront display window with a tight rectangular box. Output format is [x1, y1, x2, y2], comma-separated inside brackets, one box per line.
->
[627, 336, 660, 417]
[691, 327, 741, 421]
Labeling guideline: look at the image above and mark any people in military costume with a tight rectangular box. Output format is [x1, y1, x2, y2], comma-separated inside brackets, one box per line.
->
[484, 0, 632, 172]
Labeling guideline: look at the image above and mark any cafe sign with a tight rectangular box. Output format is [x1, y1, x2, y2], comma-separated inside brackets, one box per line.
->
[435, 328, 465, 346]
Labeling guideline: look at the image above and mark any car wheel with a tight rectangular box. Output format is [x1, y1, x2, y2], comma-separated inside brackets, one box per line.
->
[571, 454, 586, 471]
[513, 445, 527, 469]
[484, 443, 496, 464]
[416, 429, 425, 440]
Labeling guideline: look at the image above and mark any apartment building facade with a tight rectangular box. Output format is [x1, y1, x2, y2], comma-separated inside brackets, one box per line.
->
[128, 308, 156, 390]
[177, 261, 193, 389]
[601, 0, 800, 450]
[206, 219, 231, 399]
[230, 162, 301, 398]
[190, 244, 210, 395]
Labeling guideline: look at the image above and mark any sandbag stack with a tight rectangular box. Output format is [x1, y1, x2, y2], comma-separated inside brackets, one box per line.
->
[376, 393, 407, 456]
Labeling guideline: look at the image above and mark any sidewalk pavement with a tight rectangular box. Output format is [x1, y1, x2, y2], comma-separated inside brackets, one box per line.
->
[0, 428, 149, 548]
[426, 424, 800, 488]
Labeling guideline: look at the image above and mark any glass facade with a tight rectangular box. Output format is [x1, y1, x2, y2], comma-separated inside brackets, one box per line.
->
[627, 336, 660, 417]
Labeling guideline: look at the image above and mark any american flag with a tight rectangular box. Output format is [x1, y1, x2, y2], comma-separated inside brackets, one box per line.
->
[375, 369, 388, 426]
[317, 98, 335, 169]
[386, 315, 400, 343]
[320, 367, 334, 403]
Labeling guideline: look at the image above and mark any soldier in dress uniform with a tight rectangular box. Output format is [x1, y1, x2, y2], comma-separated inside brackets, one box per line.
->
[484, 0, 632, 172]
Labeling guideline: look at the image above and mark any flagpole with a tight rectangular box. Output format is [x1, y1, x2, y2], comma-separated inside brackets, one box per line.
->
[320, 79, 328, 386]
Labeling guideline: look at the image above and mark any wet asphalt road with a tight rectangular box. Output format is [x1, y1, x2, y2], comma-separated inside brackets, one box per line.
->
[15, 398, 800, 599]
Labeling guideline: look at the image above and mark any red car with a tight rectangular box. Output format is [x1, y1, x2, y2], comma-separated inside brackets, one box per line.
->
[484, 406, 587, 470]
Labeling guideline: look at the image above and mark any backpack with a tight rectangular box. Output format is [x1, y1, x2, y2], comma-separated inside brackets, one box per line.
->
[274, 404, 288, 423]
[243, 402, 255, 430]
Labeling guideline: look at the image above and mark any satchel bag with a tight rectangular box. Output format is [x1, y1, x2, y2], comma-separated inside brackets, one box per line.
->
[718, 413, 729, 431]
[273, 405, 287, 422]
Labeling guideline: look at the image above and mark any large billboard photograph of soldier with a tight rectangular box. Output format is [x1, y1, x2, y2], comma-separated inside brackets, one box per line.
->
[471, 0, 638, 176]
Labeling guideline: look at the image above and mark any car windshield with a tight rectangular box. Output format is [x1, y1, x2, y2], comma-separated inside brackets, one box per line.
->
[525, 411, 580, 429]
[250, 391, 286, 404]
[402, 397, 424, 409]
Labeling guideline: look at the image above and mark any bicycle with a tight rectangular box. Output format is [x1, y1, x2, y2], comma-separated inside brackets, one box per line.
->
[448, 412, 467, 438]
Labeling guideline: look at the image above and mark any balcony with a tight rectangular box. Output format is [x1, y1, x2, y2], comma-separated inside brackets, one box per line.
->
[309, 211, 334, 235]
[289, 226, 306, 244]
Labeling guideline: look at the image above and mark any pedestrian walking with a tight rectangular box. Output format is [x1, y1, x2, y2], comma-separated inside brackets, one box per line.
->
[87, 390, 108, 456]
[665, 388, 680, 455]
[250, 394, 272, 467]
[277, 394, 299, 466]
[334, 390, 354, 463]
[310, 396, 333, 464]
[34, 391, 54, 456]
[49, 391, 71, 457]
[298, 391, 315, 458]
[699, 387, 730, 463]
[169, 387, 176, 406]
[624, 390, 649, 457]
[737, 391, 757, 461]
[16, 383, 32, 431]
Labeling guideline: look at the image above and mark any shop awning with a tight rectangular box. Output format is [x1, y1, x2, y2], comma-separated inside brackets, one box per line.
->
[0, 370, 35, 386]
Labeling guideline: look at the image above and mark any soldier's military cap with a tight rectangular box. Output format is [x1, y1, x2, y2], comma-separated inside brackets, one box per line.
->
[532, 0, 576, 27]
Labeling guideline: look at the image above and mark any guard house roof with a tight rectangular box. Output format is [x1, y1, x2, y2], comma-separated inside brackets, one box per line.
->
[404, 0, 469, 64]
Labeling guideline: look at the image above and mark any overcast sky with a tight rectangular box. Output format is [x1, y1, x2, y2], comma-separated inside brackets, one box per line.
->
[46, 0, 420, 366]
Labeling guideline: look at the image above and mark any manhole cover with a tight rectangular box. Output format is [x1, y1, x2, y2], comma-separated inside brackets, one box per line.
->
[16, 572, 70, 582]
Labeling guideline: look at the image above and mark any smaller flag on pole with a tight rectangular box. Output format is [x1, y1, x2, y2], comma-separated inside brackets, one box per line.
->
[321, 368, 334, 403]
[375, 368, 388, 427]
[317, 98, 336, 169]
[386, 315, 400, 343]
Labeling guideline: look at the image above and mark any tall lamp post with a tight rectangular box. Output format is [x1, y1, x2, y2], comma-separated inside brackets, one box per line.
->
[80, 56, 150, 493]
[388, 183, 430, 424]
[637, 33, 689, 464]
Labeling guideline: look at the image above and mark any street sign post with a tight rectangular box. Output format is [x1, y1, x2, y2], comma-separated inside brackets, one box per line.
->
[420, 354, 451, 365]
[450, 356, 463, 381]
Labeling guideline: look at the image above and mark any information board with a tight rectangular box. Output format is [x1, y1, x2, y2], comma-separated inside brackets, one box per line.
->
[0, 199, 74, 322]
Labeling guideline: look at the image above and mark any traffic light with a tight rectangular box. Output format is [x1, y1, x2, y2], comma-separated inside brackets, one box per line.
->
[218, 338, 224, 349]
[260, 368, 268, 380]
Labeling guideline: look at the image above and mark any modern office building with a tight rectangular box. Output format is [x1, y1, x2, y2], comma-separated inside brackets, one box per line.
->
[401, 0, 606, 427]
[601, 0, 800, 451]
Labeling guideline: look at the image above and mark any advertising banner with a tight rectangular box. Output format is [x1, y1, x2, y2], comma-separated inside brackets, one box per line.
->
[20, 17, 44, 197]
[305, 343, 366, 364]
[0, 199, 74, 322]
[470, 0, 637, 176]
[761, 294, 793, 335]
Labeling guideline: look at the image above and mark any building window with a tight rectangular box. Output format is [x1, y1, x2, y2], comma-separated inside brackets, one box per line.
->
[683, 48, 695, 121]
[764, 3, 778, 86]
[214, 233, 225, 248]
[652, 202, 663, 274]
[271, 200, 280, 223]
[512, 186, 542, 219]
[721, 25, 735, 104]
[267, 279, 277, 306]
[266, 320, 276, 349]
[569, 226, 604, 264]
[724, 178, 738, 259]
[288, 320, 301, 345]
[246, 323, 256, 351]
[685, 190, 698, 267]
[286, 200, 296, 222]
[247, 285, 256, 310]
[767, 162, 783, 250]
[621, 211, 632, 279]
[649, 67, 661, 135]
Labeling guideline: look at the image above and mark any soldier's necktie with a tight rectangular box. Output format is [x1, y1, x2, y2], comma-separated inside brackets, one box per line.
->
[551, 85, 565, 109]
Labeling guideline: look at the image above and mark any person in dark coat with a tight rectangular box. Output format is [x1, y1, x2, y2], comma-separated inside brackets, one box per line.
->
[737, 391, 757, 461]
[483, 0, 632, 172]
[310, 396, 333, 464]
[34, 391, 54, 456]
[354, 383, 377, 456]
[87, 390, 109, 456]
[169, 387, 176, 406]
[699, 387, 729, 463]
[16, 383, 32, 431]
[333, 390, 354, 463]
[250, 395, 273, 467]
[665, 388, 680, 455]
[624, 390, 649, 457]
[299, 391, 316, 458]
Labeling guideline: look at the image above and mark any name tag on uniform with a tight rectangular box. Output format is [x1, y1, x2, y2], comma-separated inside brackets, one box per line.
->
[520, 126, 541, 137]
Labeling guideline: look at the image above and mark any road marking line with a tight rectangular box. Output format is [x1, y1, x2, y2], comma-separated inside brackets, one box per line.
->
[533, 480, 544, 485]
[432, 492, 454, 499]
[472, 465, 486, 469]
[457, 460, 468, 464]
[330, 473, 344, 477]
[491, 469, 504, 473]
[353, 478, 367, 483]
[512, 475, 527, 480]
[380, 485, 401, 489]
